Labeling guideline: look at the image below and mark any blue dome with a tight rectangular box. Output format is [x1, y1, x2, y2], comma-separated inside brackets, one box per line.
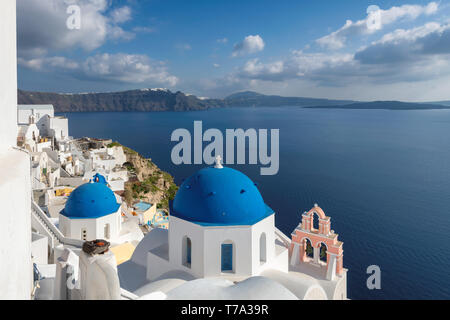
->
[92, 173, 107, 185]
[171, 166, 274, 226]
[61, 182, 120, 219]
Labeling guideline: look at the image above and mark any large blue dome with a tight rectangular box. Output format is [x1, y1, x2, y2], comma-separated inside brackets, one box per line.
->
[61, 182, 120, 219]
[171, 166, 274, 226]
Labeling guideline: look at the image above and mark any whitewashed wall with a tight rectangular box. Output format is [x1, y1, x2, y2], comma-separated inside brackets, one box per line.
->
[168, 215, 275, 279]
[17, 106, 54, 126]
[0, 0, 32, 299]
[0, 0, 18, 149]
[59, 210, 121, 241]
[31, 233, 49, 265]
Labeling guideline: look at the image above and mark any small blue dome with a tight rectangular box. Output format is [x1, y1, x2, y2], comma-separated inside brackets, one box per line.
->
[61, 182, 120, 219]
[92, 173, 107, 185]
[171, 166, 274, 226]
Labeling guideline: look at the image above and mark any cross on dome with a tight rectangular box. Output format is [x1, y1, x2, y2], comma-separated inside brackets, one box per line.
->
[214, 155, 223, 169]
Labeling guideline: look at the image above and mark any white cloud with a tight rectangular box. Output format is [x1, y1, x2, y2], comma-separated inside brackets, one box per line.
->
[211, 18, 450, 100]
[109, 26, 135, 41]
[241, 59, 285, 78]
[15, 1, 178, 87]
[19, 53, 179, 87]
[217, 38, 228, 44]
[133, 26, 157, 34]
[355, 22, 450, 64]
[83, 53, 179, 86]
[232, 35, 265, 57]
[18, 56, 79, 71]
[316, 2, 439, 50]
[236, 51, 353, 82]
[17, 0, 135, 58]
[376, 22, 443, 44]
[110, 6, 132, 24]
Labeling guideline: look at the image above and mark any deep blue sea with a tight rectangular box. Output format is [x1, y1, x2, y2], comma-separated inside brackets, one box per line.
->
[60, 107, 450, 300]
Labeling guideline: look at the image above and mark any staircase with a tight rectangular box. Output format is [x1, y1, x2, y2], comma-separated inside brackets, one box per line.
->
[31, 201, 63, 248]
[31, 200, 84, 249]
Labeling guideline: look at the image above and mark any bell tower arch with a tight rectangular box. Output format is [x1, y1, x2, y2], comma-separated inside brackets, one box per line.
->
[290, 204, 344, 281]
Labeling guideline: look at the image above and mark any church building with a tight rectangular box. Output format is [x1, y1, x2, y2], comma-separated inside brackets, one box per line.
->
[118, 157, 348, 300]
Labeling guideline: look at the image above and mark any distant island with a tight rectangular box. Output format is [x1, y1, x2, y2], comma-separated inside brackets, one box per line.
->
[306, 101, 450, 110]
[223, 91, 355, 108]
[18, 89, 450, 112]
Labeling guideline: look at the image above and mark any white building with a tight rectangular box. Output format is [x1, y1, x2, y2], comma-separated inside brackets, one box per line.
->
[57, 175, 143, 246]
[84, 146, 128, 192]
[18, 105, 54, 125]
[41, 114, 69, 142]
[89, 148, 120, 172]
[59, 181, 122, 241]
[17, 122, 40, 152]
[18, 104, 69, 143]
[0, 0, 32, 299]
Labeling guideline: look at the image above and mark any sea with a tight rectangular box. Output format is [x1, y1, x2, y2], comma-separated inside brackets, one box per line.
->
[59, 106, 450, 300]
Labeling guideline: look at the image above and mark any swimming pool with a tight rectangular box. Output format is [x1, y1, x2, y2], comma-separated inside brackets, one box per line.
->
[135, 201, 152, 211]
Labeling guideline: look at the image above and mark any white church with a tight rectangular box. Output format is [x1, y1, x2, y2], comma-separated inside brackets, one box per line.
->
[116, 157, 347, 300]
[58, 177, 122, 242]
[146, 157, 283, 280]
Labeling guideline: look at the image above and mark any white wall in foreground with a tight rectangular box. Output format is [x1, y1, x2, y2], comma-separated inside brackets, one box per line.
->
[0, 0, 32, 300]
[0, 0, 18, 150]
[0, 149, 32, 299]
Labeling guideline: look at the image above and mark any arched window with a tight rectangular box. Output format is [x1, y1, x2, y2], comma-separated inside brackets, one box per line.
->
[319, 243, 327, 263]
[312, 212, 320, 231]
[104, 224, 110, 239]
[259, 233, 266, 263]
[305, 239, 313, 258]
[182, 236, 192, 268]
[221, 241, 234, 273]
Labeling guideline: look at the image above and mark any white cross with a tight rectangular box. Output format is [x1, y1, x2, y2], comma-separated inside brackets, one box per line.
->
[214, 155, 223, 169]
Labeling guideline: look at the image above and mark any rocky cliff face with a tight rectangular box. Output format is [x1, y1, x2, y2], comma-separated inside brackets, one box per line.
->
[114, 143, 178, 209]
[18, 89, 224, 112]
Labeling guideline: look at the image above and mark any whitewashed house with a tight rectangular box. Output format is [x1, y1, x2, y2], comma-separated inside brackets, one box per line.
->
[17, 122, 40, 152]
[17, 104, 54, 125]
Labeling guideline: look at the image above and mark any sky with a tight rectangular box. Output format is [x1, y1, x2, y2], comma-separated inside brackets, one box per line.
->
[16, 0, 450, 101]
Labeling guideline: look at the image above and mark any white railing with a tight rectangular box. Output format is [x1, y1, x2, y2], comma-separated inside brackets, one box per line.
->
[120, 288, 139, 300]
[32, 201, 63, 246]
[31, 212, 58, 248]
[275, 227, 291, 248]
[31, 200, 84, 248]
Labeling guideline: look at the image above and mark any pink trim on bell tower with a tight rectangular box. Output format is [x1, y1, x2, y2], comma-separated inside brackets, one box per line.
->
[289, 204, 344, 280]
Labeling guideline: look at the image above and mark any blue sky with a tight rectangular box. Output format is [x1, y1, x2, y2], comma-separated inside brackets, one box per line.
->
[17, 0, 450, 101]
